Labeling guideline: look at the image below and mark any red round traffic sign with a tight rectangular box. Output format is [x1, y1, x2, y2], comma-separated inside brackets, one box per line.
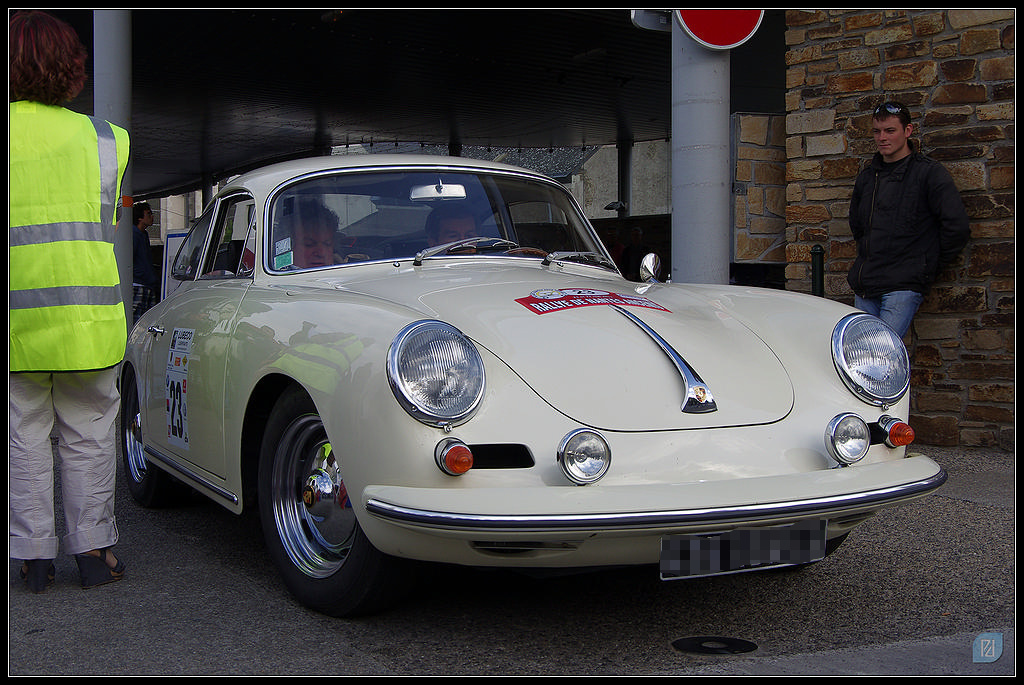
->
[676, 10, 764, 50]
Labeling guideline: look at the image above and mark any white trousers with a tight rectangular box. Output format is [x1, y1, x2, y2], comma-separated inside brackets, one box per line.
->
[9, 367, 120, 559]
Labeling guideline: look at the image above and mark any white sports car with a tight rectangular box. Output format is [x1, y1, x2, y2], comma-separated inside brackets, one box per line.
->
[121, 154, 945, 616]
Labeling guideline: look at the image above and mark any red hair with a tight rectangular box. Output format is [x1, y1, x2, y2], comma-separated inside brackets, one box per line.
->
[9, 11, 88, 105]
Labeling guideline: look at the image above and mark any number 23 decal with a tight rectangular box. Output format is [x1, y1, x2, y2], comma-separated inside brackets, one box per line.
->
[166, 328, 193, 449]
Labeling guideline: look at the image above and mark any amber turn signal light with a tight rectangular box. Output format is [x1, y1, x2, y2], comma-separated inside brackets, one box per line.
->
[435, 439, 473, 476]
[879, 415, 915, 447]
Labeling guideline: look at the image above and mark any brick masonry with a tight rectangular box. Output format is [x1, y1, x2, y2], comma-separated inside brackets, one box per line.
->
[781, 9, 1015, 450]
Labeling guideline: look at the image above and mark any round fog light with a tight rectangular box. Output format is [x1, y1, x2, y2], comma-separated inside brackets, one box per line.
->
[826, 413, 870, 465]
[558, 429, 611, 484]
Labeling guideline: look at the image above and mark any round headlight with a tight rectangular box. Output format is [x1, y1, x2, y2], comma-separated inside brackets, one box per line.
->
[557, 429, 611, 484]
[825, 413, 870, 464]
[387, 320, 485, 427]
[832, 313, 910, 406]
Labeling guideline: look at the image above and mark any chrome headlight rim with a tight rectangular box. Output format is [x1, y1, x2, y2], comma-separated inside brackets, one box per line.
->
[387, 320, 485, 428]
[831, 313, 910, 407]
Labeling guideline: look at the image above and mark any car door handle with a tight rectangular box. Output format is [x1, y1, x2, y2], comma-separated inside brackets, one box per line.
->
[147, 325, 166, 337]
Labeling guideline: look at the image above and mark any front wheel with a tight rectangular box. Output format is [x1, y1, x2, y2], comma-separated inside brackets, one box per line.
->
[120, 368, 180, 507]
[257, 387, 413, 617]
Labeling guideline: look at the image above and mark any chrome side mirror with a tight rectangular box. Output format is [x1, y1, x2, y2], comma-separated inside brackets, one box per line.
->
[640, 252, 661, 283]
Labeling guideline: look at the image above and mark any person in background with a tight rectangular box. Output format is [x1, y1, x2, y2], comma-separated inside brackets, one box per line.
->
[600, 227, 625, 271]
[619, 227, 651, 281]
[847, 101, 970, 337]
[131, 201, 159, 324]
[9, 10, 130, 591]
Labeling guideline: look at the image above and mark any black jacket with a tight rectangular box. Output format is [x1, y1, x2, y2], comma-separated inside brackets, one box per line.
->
[132, 225, 160, 290]
[847, 146, 970, 298]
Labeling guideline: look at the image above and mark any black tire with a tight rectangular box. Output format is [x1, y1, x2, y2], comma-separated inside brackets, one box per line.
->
[120, 368, 180, 507]
[257, 387, 413, 617]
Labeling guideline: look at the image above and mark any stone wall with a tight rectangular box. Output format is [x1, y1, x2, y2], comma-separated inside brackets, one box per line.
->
[783, 9, 1015, 450]
[734, 113, 788, 263]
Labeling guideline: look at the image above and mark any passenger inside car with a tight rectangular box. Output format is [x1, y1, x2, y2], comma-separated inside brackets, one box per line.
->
[281, 198, 341, 269]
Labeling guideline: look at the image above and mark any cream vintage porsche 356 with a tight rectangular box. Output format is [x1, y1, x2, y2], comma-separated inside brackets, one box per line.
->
[121, 154, 945, 616]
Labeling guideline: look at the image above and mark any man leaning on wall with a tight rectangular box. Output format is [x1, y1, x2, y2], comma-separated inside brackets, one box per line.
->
[847, 101, 970, 337]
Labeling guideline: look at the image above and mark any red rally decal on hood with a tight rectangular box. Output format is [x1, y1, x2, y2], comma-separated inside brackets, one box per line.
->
[515, 289, 671, 315]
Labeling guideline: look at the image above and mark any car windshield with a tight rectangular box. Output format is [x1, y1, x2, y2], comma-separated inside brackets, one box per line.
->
[266, 169, 609, 272]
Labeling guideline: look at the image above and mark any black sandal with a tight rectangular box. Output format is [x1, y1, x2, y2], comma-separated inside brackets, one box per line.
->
[74, 548, 126, 588]
[19, 559, 56, 593]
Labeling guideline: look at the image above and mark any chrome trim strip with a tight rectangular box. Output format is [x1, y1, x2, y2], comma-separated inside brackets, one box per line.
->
[365, 469, 946, 533]
[144, 446, 239, 504]
[610, 304, 717, 413]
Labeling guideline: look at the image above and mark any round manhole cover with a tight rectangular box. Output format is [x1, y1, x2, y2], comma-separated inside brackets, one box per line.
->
[672, 636, 758, 655]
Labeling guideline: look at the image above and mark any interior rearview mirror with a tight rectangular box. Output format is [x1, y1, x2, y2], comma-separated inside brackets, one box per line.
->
[410, 180, 467, 201]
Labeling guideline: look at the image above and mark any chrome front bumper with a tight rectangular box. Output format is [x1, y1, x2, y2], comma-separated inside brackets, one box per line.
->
[363, 455, 946, 536]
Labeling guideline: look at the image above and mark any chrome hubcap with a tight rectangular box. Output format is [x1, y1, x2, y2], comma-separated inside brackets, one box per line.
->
[124, 394, 149, 483]
[271, 414, 355, 578]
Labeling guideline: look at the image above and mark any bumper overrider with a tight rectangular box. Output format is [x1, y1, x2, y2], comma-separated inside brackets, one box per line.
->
[362, 455, 946, 569]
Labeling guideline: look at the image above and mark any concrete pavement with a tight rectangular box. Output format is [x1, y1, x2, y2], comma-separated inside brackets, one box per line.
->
[8, 444, 1015, 675]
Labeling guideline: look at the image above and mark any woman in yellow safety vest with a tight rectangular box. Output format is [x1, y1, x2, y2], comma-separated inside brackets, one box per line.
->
[9, 11, 131, 592]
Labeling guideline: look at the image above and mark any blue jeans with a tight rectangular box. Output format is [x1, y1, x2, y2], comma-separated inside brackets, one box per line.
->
[855, 290, 923, 337]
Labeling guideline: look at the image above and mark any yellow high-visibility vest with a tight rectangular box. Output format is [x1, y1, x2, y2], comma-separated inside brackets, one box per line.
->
[9, 101, 131, 372]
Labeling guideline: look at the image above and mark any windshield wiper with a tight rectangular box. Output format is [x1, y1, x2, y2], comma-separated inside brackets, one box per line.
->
[413, 237, 520, 265]
[542, 251, 617, 271]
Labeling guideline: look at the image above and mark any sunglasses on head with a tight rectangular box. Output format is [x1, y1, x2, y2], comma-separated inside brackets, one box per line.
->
[874, 102, 907, 116]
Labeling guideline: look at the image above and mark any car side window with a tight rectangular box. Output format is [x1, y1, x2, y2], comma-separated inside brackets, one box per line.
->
[270, 193, 345, 271]
[201, 195, 255, 278]
[171, 208, 215, 281]
[237, 220, 257, 277]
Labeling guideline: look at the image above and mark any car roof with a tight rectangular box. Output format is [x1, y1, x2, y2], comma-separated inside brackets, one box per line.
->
[219, 153, 550, 199]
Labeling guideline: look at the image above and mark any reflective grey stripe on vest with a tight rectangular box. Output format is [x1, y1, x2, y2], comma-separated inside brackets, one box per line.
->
[9, 221, 115, 247]
[9, 116, 123, 312]
[9, 284, 124, 311]
[89, 116, 120, 228]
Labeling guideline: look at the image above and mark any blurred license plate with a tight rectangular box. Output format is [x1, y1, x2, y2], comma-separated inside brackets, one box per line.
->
[660, 520, 827, 580]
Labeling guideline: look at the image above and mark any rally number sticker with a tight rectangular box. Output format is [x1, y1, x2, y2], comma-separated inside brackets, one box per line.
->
[165, 328, 193, 449]
[515, 289, 670, 315]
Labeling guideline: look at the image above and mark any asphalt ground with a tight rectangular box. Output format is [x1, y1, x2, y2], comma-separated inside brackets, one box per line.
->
[8, 444, 1015, 675]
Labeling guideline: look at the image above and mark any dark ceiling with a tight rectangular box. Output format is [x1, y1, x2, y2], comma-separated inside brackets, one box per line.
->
[43, 9, 783, 199]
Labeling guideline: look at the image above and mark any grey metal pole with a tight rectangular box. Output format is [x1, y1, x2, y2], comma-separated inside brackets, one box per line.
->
[93, 10, 133, 331]
[617, 139, 632, 219]
[670, 20, 731, 285]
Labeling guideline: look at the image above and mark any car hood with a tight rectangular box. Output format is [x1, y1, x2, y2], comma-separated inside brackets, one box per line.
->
[331, 262, 793, 431]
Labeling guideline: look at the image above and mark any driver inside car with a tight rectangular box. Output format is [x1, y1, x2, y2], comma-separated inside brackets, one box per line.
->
[425, 205, 479, 247]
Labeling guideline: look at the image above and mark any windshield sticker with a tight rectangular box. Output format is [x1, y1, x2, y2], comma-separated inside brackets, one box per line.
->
[516, 289, 671, 315]
[166, 328, 193, 449]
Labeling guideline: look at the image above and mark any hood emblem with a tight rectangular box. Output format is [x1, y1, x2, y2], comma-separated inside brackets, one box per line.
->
[611, 305, 717, 414]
